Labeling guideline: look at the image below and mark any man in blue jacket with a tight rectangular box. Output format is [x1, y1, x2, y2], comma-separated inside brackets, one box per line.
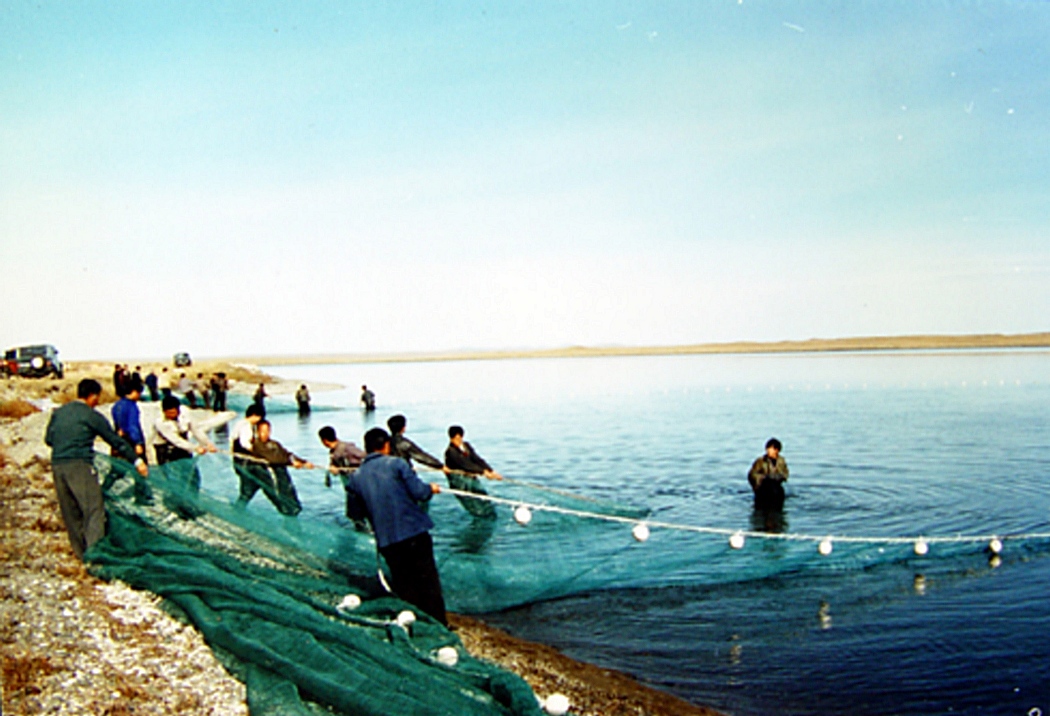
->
[108, 379, 153, 504]
[345, 427, 446, 626]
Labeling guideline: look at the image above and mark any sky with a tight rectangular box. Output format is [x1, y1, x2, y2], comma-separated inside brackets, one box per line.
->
[2, 1, 1048, 360]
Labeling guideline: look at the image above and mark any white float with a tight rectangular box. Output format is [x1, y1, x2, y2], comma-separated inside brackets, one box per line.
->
[729, 532, 745, 550]
[544, 693, 570, 716]
[989, 537, 1003, 555]
[913, 539, 929, 556]
[396, 610, 416, 628]
[514, 505, 533, 525]
[818, 538, 833, 556]
[632, 523, 650, 542]
[337, 594, 362, 611]
[436, 646, 459, 666]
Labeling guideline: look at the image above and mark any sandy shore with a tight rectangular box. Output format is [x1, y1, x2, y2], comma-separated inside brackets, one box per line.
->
[195, 331, 1050, 367]
[0, 363, 721, 716]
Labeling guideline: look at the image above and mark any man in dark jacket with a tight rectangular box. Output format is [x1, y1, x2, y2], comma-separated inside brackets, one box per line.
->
[345, 428, 446, 625]
[748, 437, 789, 510]
[44, 379, 149, 559]
[242, 419, 314, 516]
[387, 414, 447, 472]
[443, 425, 502, 519]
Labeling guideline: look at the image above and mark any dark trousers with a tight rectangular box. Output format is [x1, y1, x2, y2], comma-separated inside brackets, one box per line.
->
[234, 458, 302, 516]
[754, 479, 786, 511]
[379, 531, 447, 626]
[212, 390, 227, 412]
[52, 460, 106, 560]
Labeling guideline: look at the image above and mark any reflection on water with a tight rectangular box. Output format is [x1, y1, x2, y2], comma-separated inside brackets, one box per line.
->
[750, 507, 788, 534]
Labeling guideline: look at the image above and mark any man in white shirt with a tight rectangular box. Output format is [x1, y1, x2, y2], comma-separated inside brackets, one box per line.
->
[152, 396, 216, 518]
[230, 404, 269, 508]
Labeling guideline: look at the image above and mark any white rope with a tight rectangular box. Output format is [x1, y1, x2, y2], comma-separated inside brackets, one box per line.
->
[209, 451, 1050, 549]
[439, 487, 1050, 548]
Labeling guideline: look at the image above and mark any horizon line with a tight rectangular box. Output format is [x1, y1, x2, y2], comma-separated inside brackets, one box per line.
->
[85, 331, 1050, 368]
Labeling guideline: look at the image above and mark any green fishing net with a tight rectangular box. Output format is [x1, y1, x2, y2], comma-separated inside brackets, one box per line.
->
[89, 454, 545, 716]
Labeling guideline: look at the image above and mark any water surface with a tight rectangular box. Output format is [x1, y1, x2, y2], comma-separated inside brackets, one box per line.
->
[238, 351, 1050, 715]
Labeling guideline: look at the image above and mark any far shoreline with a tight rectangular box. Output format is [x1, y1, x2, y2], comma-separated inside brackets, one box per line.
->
[196, 331, 1050, 368]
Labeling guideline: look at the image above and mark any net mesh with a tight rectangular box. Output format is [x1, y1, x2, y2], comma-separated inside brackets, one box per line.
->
[89, 454, 544, 716]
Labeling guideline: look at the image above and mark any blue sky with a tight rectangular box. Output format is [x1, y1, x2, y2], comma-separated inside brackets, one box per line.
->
[2, 1, 1048, 360]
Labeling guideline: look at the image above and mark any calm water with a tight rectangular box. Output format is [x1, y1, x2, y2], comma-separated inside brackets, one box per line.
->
[238, 351, 1050, 716]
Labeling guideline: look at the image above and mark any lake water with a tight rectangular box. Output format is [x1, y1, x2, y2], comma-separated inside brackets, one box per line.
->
[232, 350, 1050, 716]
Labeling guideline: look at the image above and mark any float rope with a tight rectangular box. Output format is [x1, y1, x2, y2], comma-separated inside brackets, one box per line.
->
[201, 450, 1050, 553]
[439, 487, 1050, 554]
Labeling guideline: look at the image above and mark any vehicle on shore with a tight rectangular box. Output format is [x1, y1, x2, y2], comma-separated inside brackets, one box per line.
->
[173, 352, 192, 367]
[2, 344, 64, 379]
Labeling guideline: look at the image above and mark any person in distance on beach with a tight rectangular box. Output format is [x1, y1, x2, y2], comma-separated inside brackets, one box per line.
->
[748, 437, 789, 511]
[44, 379, 149, 560]
[158, 367, 172, 399]
[345, 427, 446, 625]
[443, 425, 501, 519]
[113, 364, 128, 398]
[243, 420, 314, 516]
[212, 372, 228, 411]
[253, 383, 268, 415]
[196, 373, 210, 410]
[144, 369, 159, 402]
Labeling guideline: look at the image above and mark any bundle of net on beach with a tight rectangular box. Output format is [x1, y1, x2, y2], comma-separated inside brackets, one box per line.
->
[89, 454, 544, 716]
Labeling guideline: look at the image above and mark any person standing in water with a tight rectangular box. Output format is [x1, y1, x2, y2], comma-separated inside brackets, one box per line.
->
[296, 384, 311, 416]
[387, 414, 446, 472]
[443, 425, 502, 519]
[317, 425, 365, 488]
[244, 419, 314, 516]
[360, 385, 376, 412]
[748, 437, 789, 511]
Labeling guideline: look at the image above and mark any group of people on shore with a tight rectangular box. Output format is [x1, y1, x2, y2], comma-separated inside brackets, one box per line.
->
[112, 364, 230, 411]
